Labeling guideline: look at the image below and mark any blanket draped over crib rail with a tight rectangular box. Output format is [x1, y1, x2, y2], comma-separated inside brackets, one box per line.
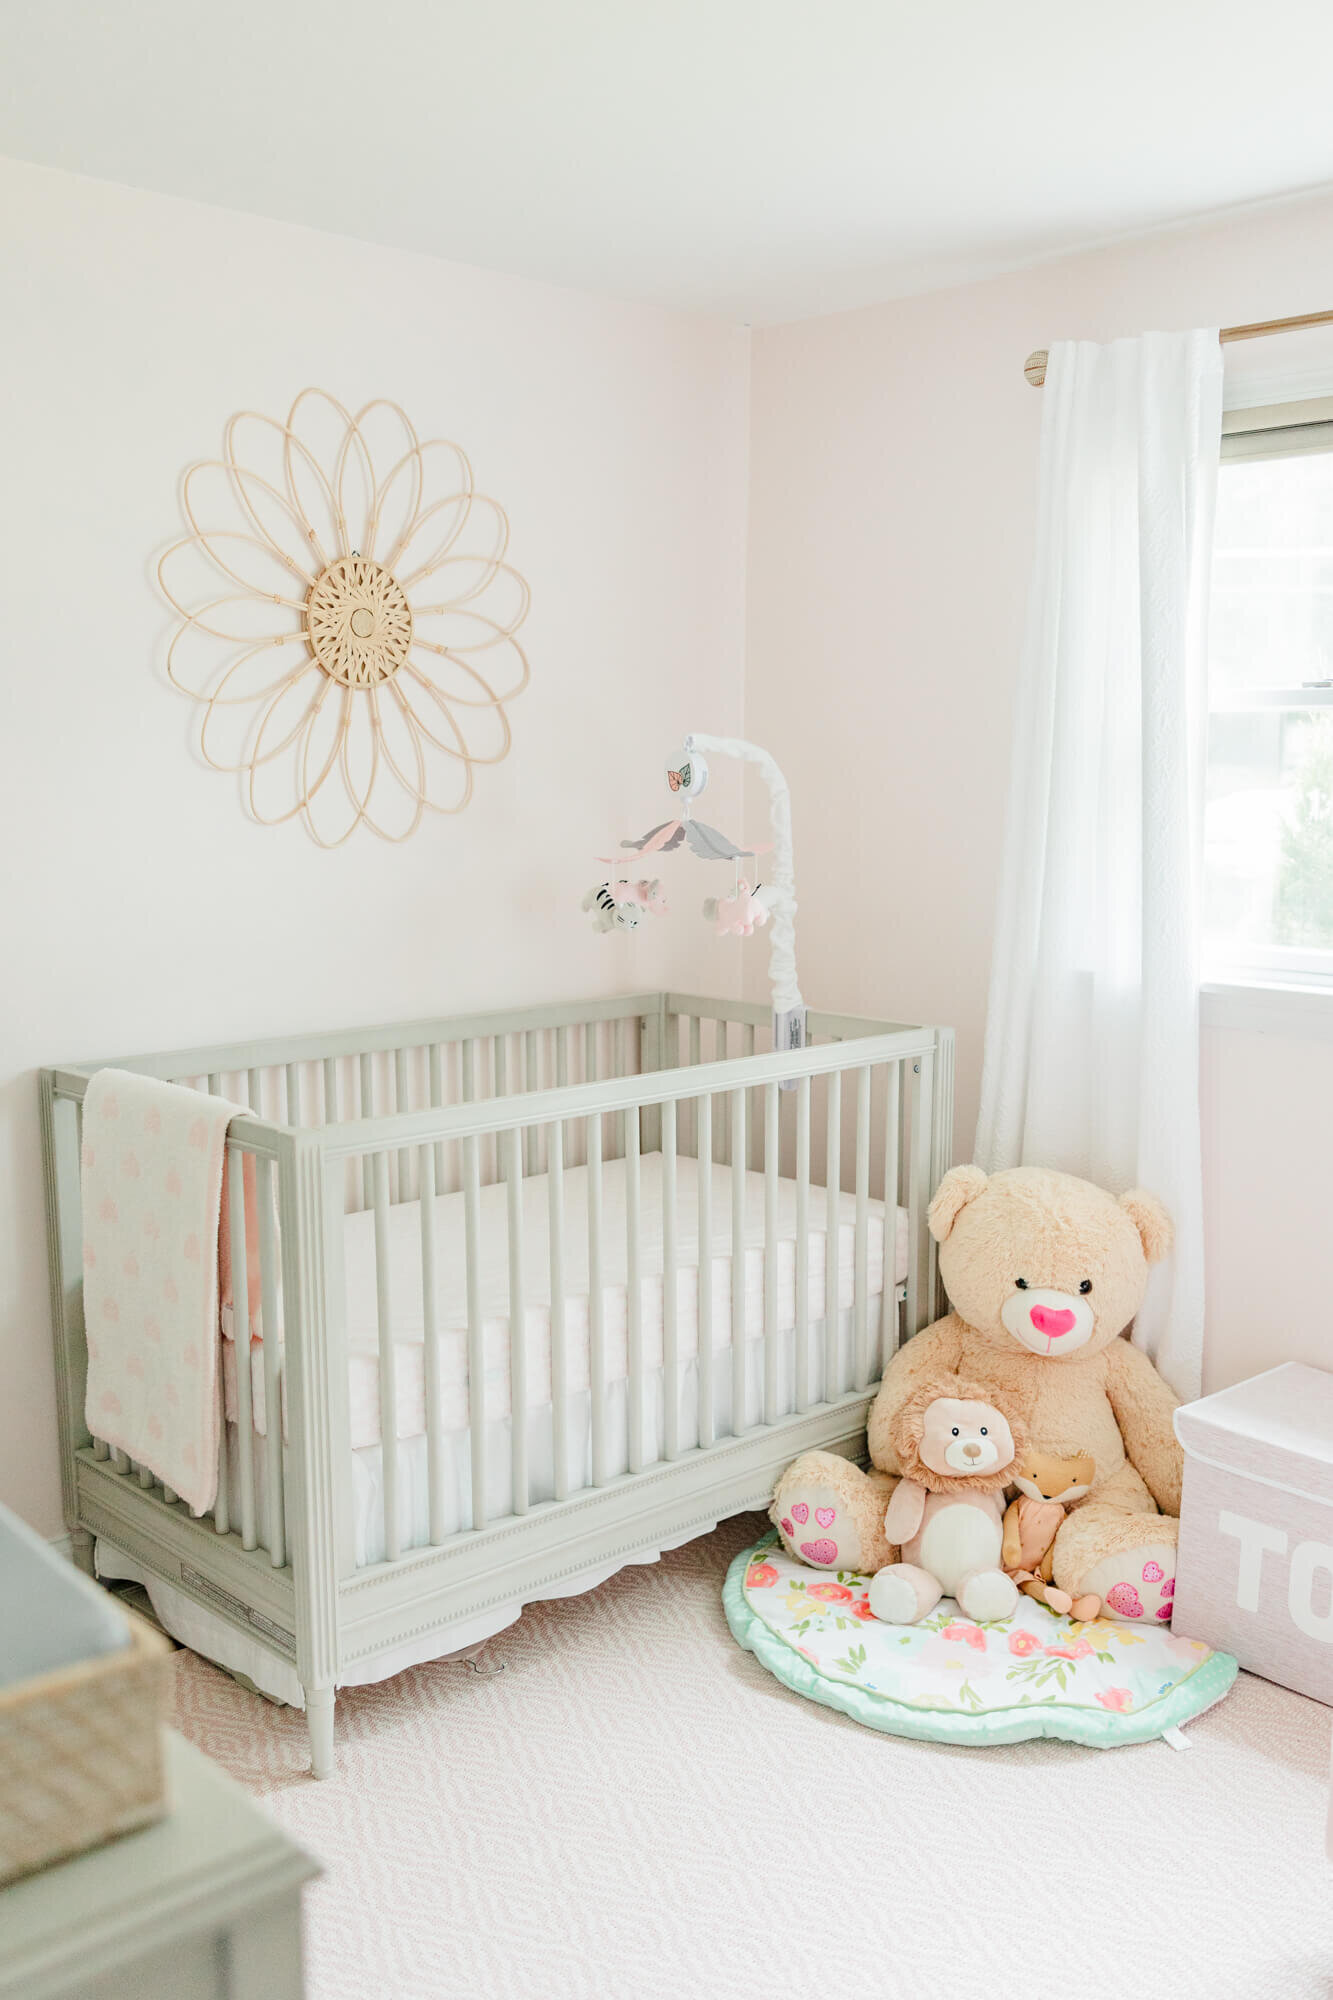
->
[81, 1069, 244, 1514]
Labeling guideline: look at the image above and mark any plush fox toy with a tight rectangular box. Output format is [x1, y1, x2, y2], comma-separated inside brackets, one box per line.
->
[1002, 1450, 1101, 1620]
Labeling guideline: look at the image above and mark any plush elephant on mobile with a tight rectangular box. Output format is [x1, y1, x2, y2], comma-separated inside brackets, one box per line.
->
[772, 1165, 1183, 1625]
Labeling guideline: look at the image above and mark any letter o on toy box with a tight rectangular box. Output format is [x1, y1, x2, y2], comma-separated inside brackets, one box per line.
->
[1289, 1542, 1333, 1643]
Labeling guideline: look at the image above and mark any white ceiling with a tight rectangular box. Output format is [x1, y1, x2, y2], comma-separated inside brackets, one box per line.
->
[4, 0, 1333, 324]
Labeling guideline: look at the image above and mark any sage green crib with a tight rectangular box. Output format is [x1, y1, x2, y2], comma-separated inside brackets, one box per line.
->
[41, 992, 953, 1775]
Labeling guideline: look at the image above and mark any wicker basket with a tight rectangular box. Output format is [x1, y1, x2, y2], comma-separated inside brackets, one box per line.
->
[0, 1608, 171, 1885]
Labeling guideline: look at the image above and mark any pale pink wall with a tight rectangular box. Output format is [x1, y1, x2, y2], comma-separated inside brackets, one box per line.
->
[746, 189, 1333, 1394]
[0, 157, 750, 1537]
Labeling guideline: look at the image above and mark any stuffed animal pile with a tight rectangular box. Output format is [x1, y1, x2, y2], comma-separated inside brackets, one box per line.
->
[772, 1164, 1183, 1627]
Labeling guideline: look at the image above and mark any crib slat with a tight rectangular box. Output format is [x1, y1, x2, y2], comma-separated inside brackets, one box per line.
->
[207, 1072, 221, 1098]
[764, 1080, 780, 1425]
[212, 1422, 229, 1536]
[731, 1088, 747, 1436]
[419, 1142, 444, 1544]
[717, 1020, 730, 1161]
[907, 1054, 935, 1338]
[254, 1156, 285, 1566]
[464, 1133, 486, 1530]
[795, 1075, 811, 1411]
[493, 1037, 508, 1185]
[548, 1118, 569, 1500]
[92, 1437, 110, 1461]
[882, 1061, 901, 1373]
[556, 1025, 570, 1088]
[625, 1105, 643, 1473]
[372, 1151, 400, 1560]
[359, 1053, 374, 1208]
[394, 1046, 411, 1202]
[587, 1111, 606, 1485]
[744, 1023, 759, 1171]
[322, 1056, 339, 1122]
[687, 1016, 702, 1157]
[506, 1126, 528, 1514]
[662, 1097, 679, 1460]
[247, 1068, 261, 1114]
[112, 1447, 131, 1477]
[285, 1062, 301, 1127]
[525, 1031, 539, 1175]
[429, 1043, 446, 1190]
[824, 1070, 842, 1404]
[697, 1094, 714, 1449]
[227, 1146, 258, 1552]
[162, 1485, 178, 1506]
[854, 1064, 872, 1390]
[138, 1460, 153, 1490]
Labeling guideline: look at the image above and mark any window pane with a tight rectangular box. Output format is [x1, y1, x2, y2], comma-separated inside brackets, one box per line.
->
[1211, 452, 1333, 696]
[1205, 708, 1333, 955]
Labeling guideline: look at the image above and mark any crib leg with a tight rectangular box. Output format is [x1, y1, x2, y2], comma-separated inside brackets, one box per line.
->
[306, 1685, 336, 1779]
[69, 1527, 95, 1577]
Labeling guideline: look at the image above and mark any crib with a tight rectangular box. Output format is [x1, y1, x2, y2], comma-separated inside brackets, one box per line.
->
[41, 991, 953, 1774]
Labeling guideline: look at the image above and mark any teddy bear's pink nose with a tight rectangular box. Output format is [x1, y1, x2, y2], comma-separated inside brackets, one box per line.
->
[1030, 1305, 1077, 1337]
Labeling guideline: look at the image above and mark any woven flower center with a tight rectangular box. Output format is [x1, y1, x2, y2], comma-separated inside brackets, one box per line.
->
[306, 556, 413, 687]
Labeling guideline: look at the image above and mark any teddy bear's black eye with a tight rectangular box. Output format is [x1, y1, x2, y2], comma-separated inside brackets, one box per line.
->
[980, 1426, 988, 1435]
[1015, 1277, 1029, 1290]
[950, 1427, 959, 1437]
[1079, 1279, 1092, 1294]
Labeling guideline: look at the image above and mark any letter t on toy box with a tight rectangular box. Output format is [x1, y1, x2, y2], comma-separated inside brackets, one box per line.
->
[1175, 1362, 1333, 1702]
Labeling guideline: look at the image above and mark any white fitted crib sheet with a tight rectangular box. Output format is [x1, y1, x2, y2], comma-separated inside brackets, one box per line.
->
[226, 1155, 908, 1449]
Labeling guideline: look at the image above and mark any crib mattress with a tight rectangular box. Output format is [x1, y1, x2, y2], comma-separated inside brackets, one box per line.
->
[226, 1156, 907, 1449]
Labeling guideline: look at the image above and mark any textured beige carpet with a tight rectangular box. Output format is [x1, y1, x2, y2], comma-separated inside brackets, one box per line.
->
[172, 1513, 1333, 2000]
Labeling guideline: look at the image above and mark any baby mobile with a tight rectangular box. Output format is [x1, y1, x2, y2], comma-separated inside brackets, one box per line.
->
[583, 732, 806, 1062]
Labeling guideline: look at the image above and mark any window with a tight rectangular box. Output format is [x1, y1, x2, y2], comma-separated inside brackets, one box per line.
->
[1206, 400, 1333, 987]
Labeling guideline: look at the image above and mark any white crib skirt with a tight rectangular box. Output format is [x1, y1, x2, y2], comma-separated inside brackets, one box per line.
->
[97, 1300, 881, 1707]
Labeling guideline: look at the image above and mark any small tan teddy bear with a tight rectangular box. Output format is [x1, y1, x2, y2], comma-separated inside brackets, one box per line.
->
[867, 1379, 1026, 1625]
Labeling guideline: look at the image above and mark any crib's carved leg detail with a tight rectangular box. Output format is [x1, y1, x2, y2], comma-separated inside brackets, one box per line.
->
[69, 1526, 95, 1576]
[306, 1685, 336, 1780]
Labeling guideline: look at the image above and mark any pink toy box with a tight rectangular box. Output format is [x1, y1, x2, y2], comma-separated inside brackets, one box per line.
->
[1174, 1362, 1333, 1705]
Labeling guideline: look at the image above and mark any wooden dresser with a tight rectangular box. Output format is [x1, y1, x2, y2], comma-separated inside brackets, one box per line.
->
[0, 1731, 318, 2000]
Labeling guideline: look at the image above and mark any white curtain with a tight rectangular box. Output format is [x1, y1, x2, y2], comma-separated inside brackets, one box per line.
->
[974, 330, 1222, 1399]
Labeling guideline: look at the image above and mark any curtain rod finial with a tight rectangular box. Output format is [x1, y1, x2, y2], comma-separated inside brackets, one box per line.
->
[1024, 349, 1049, 387]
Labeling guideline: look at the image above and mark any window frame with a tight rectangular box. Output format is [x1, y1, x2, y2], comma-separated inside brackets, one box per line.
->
[1205, 398, 1333, 992]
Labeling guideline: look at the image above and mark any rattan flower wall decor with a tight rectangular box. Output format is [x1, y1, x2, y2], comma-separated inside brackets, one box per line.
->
[159, 389, 530, 845]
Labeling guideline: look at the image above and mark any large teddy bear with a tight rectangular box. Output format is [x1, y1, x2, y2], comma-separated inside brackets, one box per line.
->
[772, 1164, 1183, 1624]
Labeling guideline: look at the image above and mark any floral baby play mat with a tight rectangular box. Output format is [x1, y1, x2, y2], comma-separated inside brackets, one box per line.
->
[725, 1535, 1238, 1748]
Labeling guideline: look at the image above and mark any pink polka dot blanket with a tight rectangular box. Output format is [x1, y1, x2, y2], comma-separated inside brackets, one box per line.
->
[725, 1535, 1237, 1747]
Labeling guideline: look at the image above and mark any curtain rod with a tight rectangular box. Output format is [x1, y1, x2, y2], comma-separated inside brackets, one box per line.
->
[1023, 308, 1333, 387]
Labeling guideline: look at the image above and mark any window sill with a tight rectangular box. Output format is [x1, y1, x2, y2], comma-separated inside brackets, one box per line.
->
[1201, 980, 1333, 1038]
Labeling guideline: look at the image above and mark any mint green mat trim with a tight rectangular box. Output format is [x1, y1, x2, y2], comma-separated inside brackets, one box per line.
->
[724, 1538, 1239, 1748]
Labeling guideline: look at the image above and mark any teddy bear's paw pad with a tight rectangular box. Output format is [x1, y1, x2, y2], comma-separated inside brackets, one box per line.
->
[1106, 1583, 1143, 1618]
[800, 1538, 839, 1566]
[957, 1569, 1019, 1623]
[867, 1569, 925, 1625]
[773, 1485, 859, 1570]
[1082, 1543, 1178, 1628]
